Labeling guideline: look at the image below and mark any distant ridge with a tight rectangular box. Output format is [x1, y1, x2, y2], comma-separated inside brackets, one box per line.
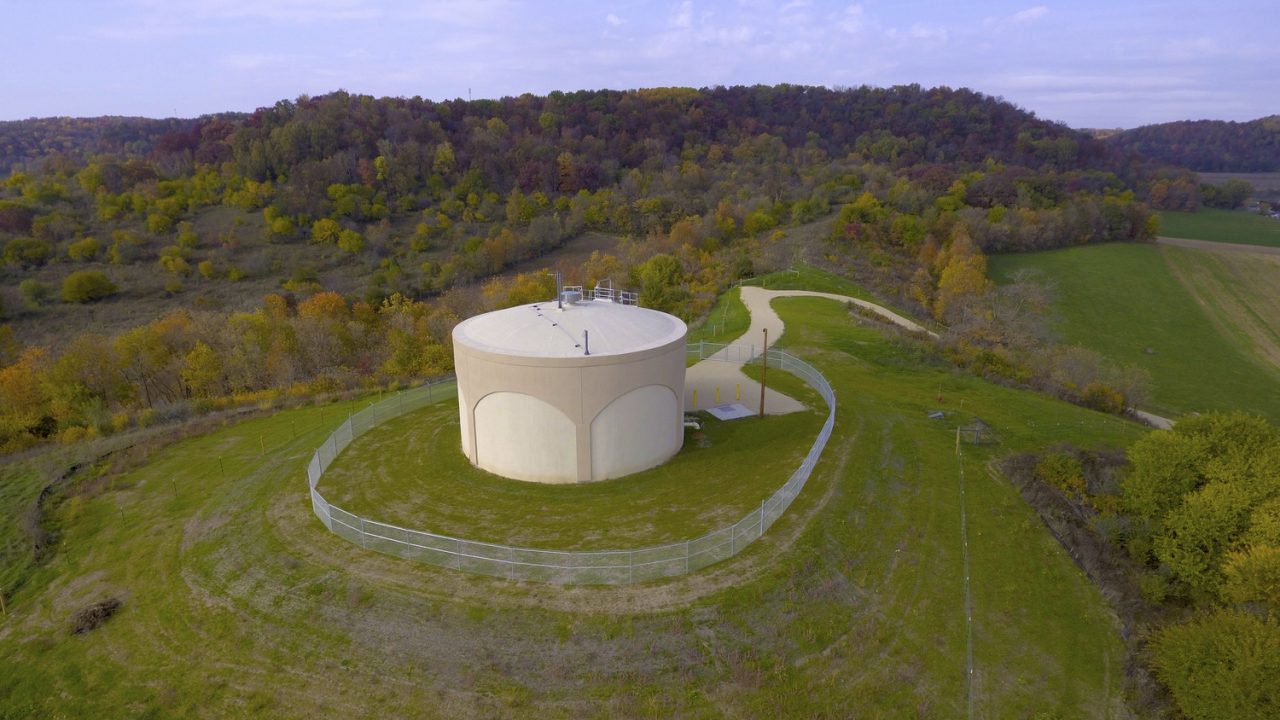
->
[1104, 116, 1280, 172]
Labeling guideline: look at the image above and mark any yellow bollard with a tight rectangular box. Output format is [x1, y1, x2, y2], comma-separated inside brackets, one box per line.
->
[736, 384, 741, 401]
[715, 386, 720, 403]
[692, 389, 698, 408]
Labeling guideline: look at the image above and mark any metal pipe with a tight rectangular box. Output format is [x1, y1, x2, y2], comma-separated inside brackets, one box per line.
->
[759, 328, 768, 417]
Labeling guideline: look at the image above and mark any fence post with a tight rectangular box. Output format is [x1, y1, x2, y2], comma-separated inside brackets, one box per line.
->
[507, 546, 515, 581]
[731, 524, 735, 555]
[760, 499, 766, 536]
[359, 517, 367, 548]
[628, 551, 633, 584]
[427, 380, 433, 403]
[685, 540, 690, 572]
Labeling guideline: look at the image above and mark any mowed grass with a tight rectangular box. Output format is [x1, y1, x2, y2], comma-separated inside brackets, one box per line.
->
[0, 293, 1141, 718]
[990, 242, 1280, 420]
[1157, 208, 1280, 247]
[687, 286, 750, 345]
[1164, 247, 1280, 369]
[320, 398, 823, 550]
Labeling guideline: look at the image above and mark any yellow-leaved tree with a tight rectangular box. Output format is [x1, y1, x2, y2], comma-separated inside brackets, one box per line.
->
[933, 225, 991, 322]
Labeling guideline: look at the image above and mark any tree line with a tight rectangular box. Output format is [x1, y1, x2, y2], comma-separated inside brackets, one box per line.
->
[1029, 414, 1280, 719]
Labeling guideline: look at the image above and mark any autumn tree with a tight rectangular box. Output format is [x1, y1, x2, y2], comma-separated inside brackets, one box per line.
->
[933, 225, 992, 321]
[181, 341, 224, 398]
[61, 271, 118, 303]
[1151, 610, 1280, 720]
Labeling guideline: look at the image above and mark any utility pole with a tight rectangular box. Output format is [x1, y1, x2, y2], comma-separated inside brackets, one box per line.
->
[759, 328, 768, 418]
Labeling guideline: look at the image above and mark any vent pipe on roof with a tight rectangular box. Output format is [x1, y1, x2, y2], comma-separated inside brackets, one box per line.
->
[555, 271, 563, 310]
[583, 330, 590, 356]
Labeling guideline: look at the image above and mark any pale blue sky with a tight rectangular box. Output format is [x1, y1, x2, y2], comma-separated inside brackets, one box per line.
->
[4, 1, 1276, 128]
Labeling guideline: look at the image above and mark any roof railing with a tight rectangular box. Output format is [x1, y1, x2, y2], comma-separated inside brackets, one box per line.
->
[558, 282, 639, 306]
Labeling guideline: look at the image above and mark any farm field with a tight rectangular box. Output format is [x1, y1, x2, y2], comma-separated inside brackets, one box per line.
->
[1157, 208, 1280, 247]
[990, 243, 1280, 420]
[0, 291, 1142, 718]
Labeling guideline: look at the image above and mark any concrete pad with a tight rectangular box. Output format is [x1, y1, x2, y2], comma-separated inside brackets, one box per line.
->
[683, 360, 804, 415]
[706, 403, 755, 420]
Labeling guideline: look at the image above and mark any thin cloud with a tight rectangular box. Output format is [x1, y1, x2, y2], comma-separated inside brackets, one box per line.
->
[1012, 6, 1049, 24]
[886, 24, 949, 42]
[839, 4, 866, 34]
[135, 0, 381, 23]
[672, 1, 694, 29]
[984, 5, 1049, 30]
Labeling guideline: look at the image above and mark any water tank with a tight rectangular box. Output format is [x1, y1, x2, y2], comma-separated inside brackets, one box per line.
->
[451, 299, 687, 483]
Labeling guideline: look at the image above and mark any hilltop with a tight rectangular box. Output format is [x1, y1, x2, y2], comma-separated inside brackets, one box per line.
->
[1104, 115, 1280, 172]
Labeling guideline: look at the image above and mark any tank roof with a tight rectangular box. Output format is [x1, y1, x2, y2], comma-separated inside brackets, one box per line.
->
[452, 299, 686, 359]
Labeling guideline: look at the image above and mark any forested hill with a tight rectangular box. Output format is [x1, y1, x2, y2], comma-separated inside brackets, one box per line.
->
[2, 85, 1123, 185]
[1104, 116, 1280, 172]
[0, 116, 234, 174]
[1, 83, 1164, 453]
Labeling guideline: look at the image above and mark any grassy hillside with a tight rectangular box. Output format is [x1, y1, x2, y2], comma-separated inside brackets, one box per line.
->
[1157, 208, 1280, 247]
[990, 243, 1280, 420]
[0, 292, 1140, 718]
[323, 398, 823, 549]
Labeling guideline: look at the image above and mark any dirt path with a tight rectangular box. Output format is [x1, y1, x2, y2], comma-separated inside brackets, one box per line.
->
[1156, 236, 1280, 255]
[683, 288, 935, 414]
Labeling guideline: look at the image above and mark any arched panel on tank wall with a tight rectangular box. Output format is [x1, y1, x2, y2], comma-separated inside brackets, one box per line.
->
[590, 384, 681, 481]
[474, 392, 576, 483]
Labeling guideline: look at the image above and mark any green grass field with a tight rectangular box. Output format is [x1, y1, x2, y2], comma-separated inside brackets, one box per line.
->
[990, 243, 1280, 420]
[1157, 208, 1280, 247]
[322, 398, 823, 549]
[0, 292, 1143, 718]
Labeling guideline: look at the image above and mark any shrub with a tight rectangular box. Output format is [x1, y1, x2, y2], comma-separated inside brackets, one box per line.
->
[71, 598, 123, 635]
[3, 237, 52, 267]
[19, 279, 51, 307]
[61, 271, 117, 303]
[146, 213, 173, 235]
[1081, 381, 1126, 414]
[1137, 571, 1169, 603]
[67, 236, 101, 262]
[1035, 451, 1087, 499]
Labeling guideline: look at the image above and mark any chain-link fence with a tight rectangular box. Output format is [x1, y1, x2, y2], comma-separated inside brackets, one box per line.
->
[307, 341, 836, 584]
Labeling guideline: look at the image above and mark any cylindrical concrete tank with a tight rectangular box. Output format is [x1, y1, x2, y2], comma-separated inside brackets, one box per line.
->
[452, 298, 688, 484]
